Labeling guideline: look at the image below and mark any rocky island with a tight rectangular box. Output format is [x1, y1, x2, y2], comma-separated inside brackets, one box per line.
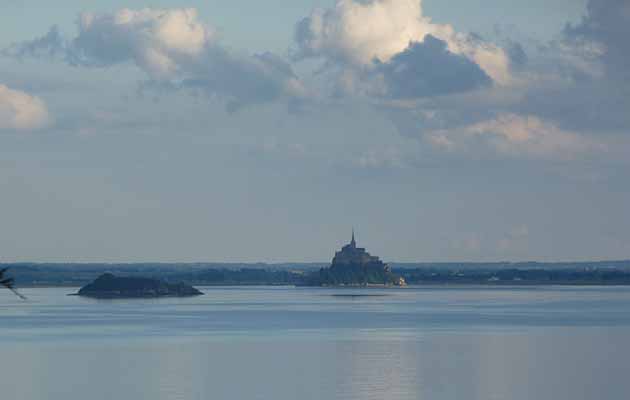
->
[76, 273, 203, 298]
[317, 231, 405, 286]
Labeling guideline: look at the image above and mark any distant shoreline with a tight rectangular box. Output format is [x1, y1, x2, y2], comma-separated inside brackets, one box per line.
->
[17, 282, 630, 289]
[6, 261, 630, 288]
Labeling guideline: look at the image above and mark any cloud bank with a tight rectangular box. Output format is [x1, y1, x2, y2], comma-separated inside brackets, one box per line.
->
[513, 0, 630, 136]
[290, 0, 629, 161]
[4, 1, 628, 162]
[7, 8, 304, 109]
[0, 84, 50, 131]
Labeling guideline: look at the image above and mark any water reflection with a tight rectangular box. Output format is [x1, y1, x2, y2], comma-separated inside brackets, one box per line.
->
[332, 334, 420, 400]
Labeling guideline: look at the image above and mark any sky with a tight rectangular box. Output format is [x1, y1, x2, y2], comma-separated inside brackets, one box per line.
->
[1, 0, 628, 263]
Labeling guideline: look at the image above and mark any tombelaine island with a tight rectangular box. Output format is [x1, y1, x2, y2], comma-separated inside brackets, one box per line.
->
[76, 273, 203, 298]
[317, 231, 406, 286]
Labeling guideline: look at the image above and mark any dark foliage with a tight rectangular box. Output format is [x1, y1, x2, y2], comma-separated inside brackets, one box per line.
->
[395, 267, 630, 285]
[78, 273, 203, 298]
[0, 268, 26, 299]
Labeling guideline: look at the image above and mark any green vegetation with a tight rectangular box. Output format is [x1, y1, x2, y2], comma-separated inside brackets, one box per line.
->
[318, 264, 400, 286]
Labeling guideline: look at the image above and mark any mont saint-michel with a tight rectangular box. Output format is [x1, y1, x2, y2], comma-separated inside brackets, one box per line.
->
[317, 231, 406, 287]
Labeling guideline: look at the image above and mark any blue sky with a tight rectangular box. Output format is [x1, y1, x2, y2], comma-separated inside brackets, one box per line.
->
[1, 0, 628, 263]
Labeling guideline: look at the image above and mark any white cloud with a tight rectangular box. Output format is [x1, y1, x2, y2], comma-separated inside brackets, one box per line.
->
[295, 0, 440, 65]
[8, 8, 304, 109]
[290, 1, 628, 163]
[289, 0, 630, 164]
[294, 0, 511, 85]
[426, 113, 605, 159]
[0, 84, 51, 131]
[73, 8, 213, 79]
[4, 1, 627, 167]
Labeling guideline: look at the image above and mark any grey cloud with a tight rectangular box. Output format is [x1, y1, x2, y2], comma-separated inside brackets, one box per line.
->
[384, 0, 630, 160]
[180, 50, 301, 111]
[511, 0, 630, 134]
[507, 42, 528, 67]
[374, 35, 492, 99]
[491, 24, 529, 68]
[68, 25, 137, 68]
[3, 9, 303, 110]
[516, 78, 630, 133]
[565, 0, 630, 78]
[292, 15, 319, 61]
[2, 26, 66, 59]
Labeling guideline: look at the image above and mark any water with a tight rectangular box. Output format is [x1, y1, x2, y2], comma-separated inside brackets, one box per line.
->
[1, 286, 629, 400]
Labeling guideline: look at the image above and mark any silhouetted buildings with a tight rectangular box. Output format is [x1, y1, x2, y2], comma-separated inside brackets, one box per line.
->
[319, 230, 405, 286]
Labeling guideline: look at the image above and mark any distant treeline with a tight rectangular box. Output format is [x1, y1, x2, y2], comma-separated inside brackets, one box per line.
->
[168, 268, 308, 286]
[391, 260, 630, 271]
[4, 261, 630, 287]
[3, 263, 321, 287]
[394, 267, 630, 285]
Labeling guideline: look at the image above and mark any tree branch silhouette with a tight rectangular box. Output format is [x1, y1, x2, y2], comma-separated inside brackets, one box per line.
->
[1, 268, 27, 300]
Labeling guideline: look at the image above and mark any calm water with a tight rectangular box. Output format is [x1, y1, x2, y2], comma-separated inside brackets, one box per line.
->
[1, 286, 629, 400]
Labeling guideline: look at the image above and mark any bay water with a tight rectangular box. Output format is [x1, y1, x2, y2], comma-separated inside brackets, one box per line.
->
[1, 286, 629, 400]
